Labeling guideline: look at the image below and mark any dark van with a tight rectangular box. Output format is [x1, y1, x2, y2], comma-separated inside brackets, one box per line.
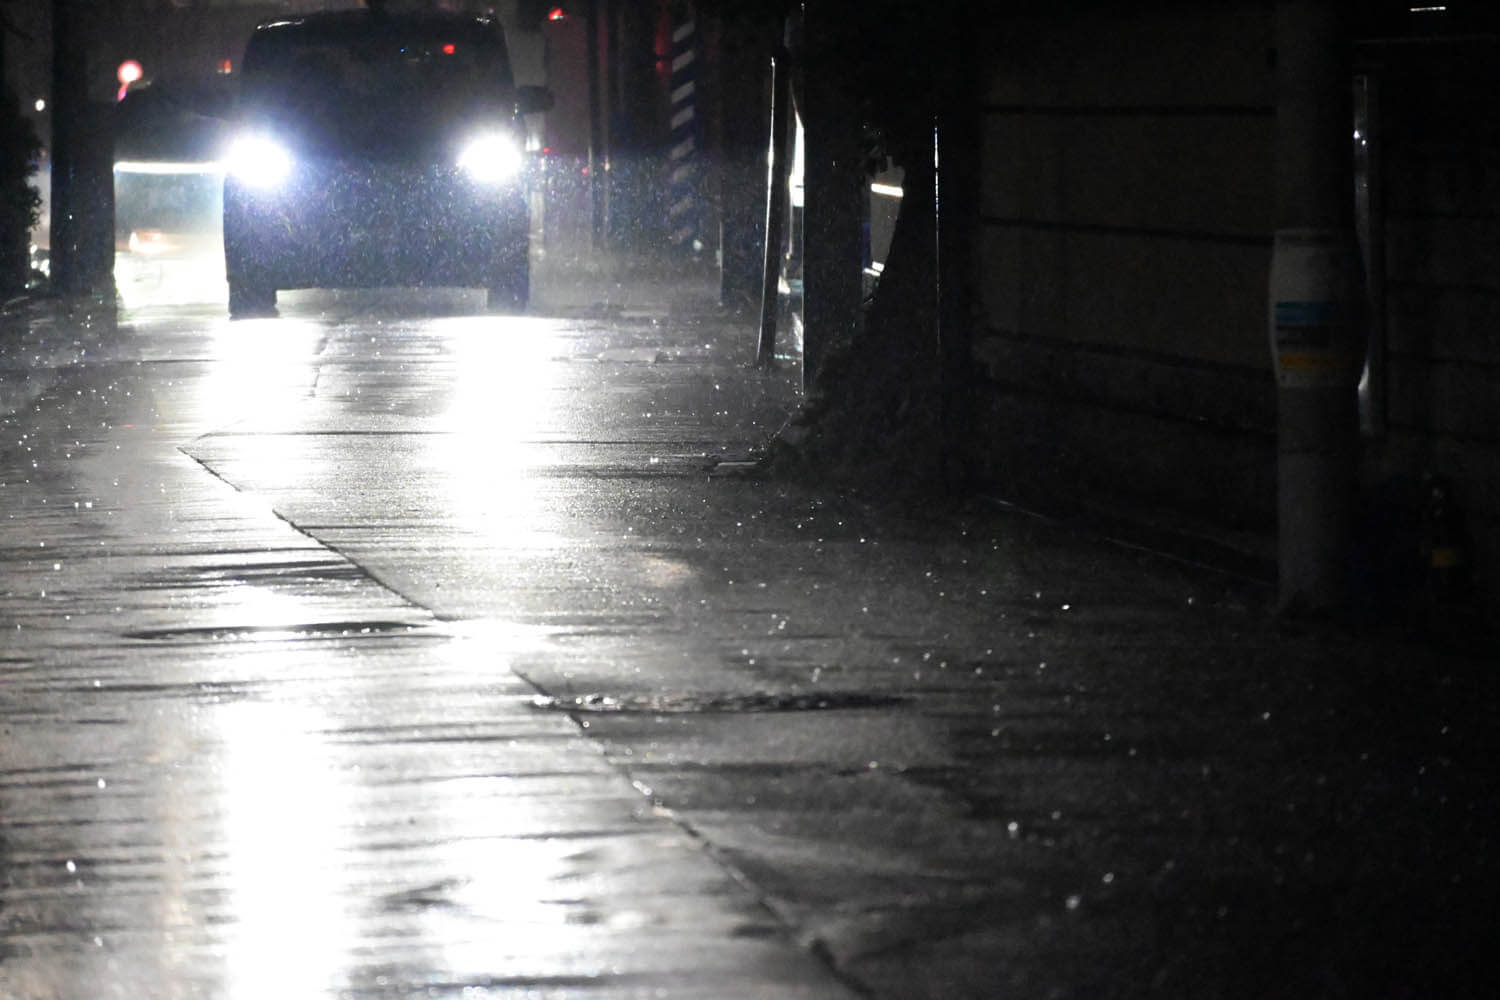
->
[221, 8, 549, 316]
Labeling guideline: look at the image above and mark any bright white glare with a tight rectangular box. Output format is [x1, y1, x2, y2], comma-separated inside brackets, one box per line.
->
[433, 320, 560, 543]
[34, 98, 45, 113]
[414, 832, 614, 977]
[115, 159, 224, 176]
[457, 132, 523, 184]
[188, 319, 323, 424]
[218, 700, 351, 1000]
[440, 318, 555, 457]
[205, 582, 320, 637]
[115, 244, 227, 310]
[870, 182, 904, 199]
[225, 134, 293, 189]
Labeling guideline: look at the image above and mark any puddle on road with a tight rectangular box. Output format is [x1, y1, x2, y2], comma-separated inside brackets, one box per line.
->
[123, 619, 431, 643]
[594, 347, 664, 364]
[135, 558, 370, 590]
[530, 690, 905, 714]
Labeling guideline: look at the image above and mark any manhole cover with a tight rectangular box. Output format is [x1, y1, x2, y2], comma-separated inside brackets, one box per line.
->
[530, 691, 904, 714]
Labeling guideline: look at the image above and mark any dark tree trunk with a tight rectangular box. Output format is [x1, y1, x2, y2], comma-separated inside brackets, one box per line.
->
[772, 128, 942, 490]
[768, 2, 955, 496]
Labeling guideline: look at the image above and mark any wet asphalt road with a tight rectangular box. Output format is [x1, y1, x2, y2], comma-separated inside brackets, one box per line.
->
[2, 255, 1497, 999]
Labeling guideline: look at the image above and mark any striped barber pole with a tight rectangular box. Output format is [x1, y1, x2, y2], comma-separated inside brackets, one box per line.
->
[666, 4, 701, 252]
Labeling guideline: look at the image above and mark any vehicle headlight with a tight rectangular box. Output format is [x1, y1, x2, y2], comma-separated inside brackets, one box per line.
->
[457, 133, 523, 184]
[225, 133, 293, 190]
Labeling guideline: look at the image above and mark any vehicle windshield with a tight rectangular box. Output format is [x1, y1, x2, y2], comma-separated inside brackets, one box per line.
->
[239, 17, 516, 154]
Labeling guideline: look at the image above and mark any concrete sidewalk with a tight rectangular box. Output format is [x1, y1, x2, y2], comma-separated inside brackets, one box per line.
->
[2, 273, 1497, 999]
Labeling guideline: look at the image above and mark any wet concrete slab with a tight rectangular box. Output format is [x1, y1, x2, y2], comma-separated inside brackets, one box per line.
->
[0, 279, 856, 998]
[3, 262, 1498, 998]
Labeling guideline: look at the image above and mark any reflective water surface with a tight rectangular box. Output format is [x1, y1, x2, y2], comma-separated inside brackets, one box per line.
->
[2, 250, 1496, 998]
[1, 255, 849, 998]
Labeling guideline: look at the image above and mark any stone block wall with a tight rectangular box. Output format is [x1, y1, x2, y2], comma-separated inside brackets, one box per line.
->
[1364, 35, 1500, 609]
[968, 5, 1498, 613]
[968, 3, 1280, 547]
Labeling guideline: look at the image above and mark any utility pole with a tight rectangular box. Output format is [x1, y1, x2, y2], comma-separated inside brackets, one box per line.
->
[49, 0, 84, 293]
[755, 45, 791, 368]
[1269, 0, 1364, 613]
[585, 0, 604, 250]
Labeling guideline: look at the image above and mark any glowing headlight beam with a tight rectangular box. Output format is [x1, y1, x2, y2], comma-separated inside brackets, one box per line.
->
[457, 133, 523, 184]
[225, 134, 294, 189]
[114, 160, 225, 176]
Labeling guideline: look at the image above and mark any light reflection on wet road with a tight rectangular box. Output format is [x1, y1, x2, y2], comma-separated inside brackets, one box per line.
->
[2, 256, 1497, 998]
[1, 264, 848, 998]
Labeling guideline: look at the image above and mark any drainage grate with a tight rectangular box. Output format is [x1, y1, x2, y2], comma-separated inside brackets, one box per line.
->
[530, 690, 904, 714]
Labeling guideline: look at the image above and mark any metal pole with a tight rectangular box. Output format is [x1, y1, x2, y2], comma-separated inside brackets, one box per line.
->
[756, 51, 790, 368]
[49, 0, 84, 293]
[585, 0, 604, 250]
[1269, 0, 1363, 614]
[799, 0, 862, 389]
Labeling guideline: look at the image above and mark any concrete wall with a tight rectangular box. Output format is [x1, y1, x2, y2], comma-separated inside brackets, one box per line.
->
[1362, 35, 1500, 609]
[969, 3, 1279, 544]
[969, 3, 1500, 610]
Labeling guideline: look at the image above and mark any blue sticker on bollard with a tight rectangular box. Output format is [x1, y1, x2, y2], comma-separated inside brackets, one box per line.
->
[1274, 301, 1341, 348]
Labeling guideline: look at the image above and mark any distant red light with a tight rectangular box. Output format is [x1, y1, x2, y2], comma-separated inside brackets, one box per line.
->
[116, 60, 143, 102]
[442, 43, 456, 55]
[547, 7, 567, 21]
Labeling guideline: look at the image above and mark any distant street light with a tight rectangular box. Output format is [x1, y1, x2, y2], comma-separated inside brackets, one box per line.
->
[116, 59, 142, 102]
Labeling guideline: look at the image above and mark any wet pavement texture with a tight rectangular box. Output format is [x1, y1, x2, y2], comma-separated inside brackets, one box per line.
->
[2, 257, 1497, 999]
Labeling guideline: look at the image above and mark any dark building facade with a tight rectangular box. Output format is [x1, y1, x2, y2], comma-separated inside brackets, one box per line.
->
[962, 2, 1498, 623]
